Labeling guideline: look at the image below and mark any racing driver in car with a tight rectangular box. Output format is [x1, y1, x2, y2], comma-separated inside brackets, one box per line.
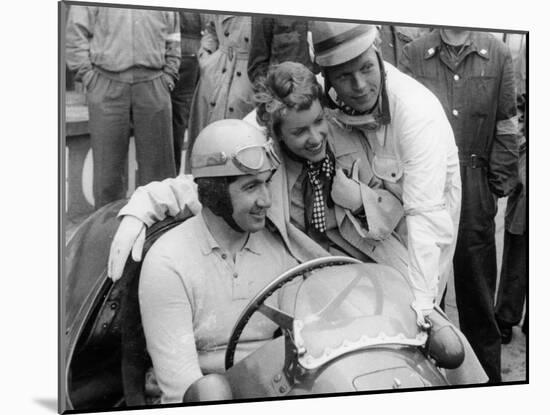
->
[139, 119, 302, 403]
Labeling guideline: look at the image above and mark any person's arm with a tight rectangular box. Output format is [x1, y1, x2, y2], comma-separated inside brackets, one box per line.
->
[65, 6, 97, 86]
[488, 46, 520, 197]
[396, 94, 456, 318]
[118, 175, 200, 226]
[108, 175, 201, 281]
[247, 16, 274, 83]
[139, 247, 202, 403]
[162, 11, 182, 85]
[331, 163, 404, 241]
[197, 14, 218, 66]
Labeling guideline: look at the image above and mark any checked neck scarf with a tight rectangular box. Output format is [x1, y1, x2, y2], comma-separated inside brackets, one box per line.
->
[279, 141, 336, 234]
[305, 155, 335, 233]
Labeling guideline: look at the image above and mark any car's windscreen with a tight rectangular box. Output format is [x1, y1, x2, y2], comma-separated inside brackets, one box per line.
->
[290, 263, 426, 369]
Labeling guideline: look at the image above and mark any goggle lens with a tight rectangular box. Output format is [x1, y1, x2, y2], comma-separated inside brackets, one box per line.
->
[234, 146, 266, 170]
[233, 140, 280, 172]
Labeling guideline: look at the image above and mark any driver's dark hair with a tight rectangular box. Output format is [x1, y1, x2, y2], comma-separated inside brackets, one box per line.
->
[195, 176, 244, 232]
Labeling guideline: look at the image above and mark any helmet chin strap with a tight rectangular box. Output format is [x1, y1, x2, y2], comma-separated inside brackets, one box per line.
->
[197, 177, 246, 233]
[208, 188, 246, 234]
[220, 211, 246, 234]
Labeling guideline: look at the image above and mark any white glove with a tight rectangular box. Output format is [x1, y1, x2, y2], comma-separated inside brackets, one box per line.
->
[107, 175, 202, 281]
[108, 216, 146, 282]
[331, 167, 362, 212]
[119, 176, 201, 227]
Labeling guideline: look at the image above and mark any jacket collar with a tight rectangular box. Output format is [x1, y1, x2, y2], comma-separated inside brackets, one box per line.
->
[423, 30, 491, 61]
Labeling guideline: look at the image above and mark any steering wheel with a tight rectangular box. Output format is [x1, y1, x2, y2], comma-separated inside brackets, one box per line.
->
[224, 256, 363, 370]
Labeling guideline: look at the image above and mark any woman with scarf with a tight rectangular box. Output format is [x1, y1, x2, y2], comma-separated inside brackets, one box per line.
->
[250, 62, 408, 265]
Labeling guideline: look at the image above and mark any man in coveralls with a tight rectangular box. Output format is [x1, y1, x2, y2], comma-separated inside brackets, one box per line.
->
[401, 28, 520, 383]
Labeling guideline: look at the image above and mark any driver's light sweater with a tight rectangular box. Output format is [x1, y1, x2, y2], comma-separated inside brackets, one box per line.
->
[139, 213, 298, 403]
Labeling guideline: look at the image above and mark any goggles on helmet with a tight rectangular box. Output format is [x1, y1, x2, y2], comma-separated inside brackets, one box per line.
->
[191, 138, 281, 175]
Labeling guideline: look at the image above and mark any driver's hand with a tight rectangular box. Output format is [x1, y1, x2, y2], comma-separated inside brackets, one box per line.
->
[108, 215, 146, 282]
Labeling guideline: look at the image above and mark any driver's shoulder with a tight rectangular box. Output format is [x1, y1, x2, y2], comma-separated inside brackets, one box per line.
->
[144, 215, 205, 263]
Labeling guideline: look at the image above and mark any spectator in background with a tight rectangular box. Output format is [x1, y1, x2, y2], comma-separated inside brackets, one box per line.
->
[401, 29, 520, 383]
[376, 25, 431, 69]
[247, 15, 318, 84]
[66, 6, 180, 208]
[495, 130, 526, 344]
[171, 11, 203, 174]
[184, 14, 255, 173]
[501, 33, 527, 98]
[496, 34, 527, 344]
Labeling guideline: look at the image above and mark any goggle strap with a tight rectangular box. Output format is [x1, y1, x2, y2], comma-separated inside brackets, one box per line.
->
[267, 150, 281, 169]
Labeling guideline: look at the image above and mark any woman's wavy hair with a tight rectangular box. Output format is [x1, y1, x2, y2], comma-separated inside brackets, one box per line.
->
[254, 61, 326, 141]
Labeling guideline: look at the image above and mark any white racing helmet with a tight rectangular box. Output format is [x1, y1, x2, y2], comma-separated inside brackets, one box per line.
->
[191, 119, 280, 178]
[311, 21, 377, 67]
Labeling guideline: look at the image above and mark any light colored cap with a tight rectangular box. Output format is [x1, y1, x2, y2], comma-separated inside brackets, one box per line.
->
[312, 22, 377, 67]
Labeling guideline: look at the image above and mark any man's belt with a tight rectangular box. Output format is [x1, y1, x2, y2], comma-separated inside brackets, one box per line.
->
[458, 153, 488, 169]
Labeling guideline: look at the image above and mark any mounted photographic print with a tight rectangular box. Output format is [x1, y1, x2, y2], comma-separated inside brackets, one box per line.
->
[59, 0, 528, 413]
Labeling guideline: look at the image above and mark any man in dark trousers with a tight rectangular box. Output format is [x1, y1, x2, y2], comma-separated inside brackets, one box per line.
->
[401, 29, 520, 383]
[66, 5, 181, 208]
[495, 135, 526, 344]
[170, 11, 203, 173]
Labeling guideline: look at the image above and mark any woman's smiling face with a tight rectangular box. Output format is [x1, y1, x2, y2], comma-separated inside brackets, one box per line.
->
[278, 99, 329, 163]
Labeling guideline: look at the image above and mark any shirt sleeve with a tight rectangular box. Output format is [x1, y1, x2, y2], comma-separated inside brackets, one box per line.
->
[395, 95, 456, 312]
[139, 248, 202, 403]
[65, 6, 97, 81]
[118, 175, 200, 227]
